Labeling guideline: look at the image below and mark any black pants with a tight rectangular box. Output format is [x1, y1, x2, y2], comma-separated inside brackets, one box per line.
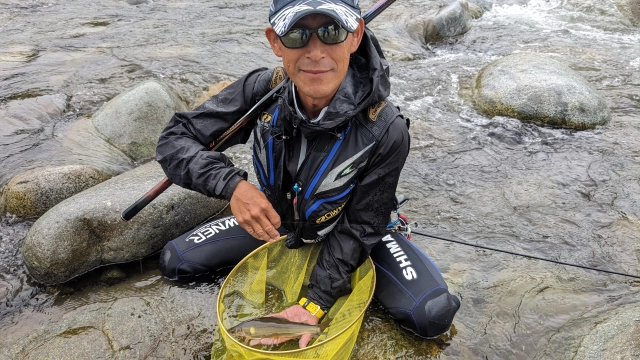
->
[159, 216, 460, 338]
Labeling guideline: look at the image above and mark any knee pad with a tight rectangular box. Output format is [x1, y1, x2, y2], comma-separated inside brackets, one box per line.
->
[158, 216, 264, 281]
[415, 288, 460, 337]
[371, 232, 460, 338]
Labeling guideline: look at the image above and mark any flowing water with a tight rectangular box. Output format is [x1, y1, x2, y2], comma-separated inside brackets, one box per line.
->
[1, 0, 639, 358]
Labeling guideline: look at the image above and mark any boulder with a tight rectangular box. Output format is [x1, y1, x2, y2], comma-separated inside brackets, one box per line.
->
[408, 0, 475, 44]
[21, 161, 228, 284]
[91, 80, 187, 162]
[0, 165, 111, 219]
[473, 52, 611, 129]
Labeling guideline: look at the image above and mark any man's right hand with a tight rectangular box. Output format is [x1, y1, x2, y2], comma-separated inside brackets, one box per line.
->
[230, 180, 282, 242]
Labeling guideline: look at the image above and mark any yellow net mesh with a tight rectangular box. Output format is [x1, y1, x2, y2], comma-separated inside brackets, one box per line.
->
[215, 238, 376, 359]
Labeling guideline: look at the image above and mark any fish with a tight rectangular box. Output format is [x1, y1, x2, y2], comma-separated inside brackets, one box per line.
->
[228, 316, 329, 341]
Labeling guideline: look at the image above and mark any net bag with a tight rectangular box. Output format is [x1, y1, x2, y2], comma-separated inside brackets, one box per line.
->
[216, 238, 376, 359]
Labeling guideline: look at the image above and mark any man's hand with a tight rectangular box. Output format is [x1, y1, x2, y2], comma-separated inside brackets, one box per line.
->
[248, 305, 319, 348]
[230, 180, 281, 242]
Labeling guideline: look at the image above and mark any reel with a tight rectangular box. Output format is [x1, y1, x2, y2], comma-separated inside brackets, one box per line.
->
[387, 194, 412, 241]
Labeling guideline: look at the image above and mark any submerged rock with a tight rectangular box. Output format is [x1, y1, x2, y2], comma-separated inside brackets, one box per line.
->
[91, 80, 187, 162]
[0, 94, 67, 134]
[0, 94, 69, 184]
[0, 165, 111, 219]
[473, 52, 611, 129]
[21, 161, 227, 284]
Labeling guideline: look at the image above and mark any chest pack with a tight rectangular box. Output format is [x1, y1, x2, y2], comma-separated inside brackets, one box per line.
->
[252, 96, 401, 245]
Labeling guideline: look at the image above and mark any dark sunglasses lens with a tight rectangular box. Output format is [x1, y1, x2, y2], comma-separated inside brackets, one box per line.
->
[317, 24, 348, 44]
[279, 24, 349, 48]
[280, 29, 310, 48]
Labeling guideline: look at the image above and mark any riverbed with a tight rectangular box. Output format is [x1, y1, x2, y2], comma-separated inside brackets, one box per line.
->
[1, 0, 639, 358]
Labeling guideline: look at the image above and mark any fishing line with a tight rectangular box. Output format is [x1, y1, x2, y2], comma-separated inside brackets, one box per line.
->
[410, 230, 640, 280]
[233, 216, 640, 279]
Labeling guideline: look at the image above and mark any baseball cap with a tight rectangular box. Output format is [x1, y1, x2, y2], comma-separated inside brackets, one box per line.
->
[269, 0, 362, 36]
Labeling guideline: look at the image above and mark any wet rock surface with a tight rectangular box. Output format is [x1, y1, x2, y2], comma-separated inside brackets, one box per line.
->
[408, 0, 477, 44]
[91, 80, 187, 162]
[59, 115, 136, 177]
[0, 165, 111, 219]
[473, 52, 611, 129]
[20, 161, 228, 285]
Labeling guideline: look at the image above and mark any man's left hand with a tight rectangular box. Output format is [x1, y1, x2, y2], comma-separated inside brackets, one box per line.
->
[249, 305, 319, 348]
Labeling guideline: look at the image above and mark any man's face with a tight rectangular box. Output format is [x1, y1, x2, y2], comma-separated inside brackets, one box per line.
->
[266, 14, 364, 108]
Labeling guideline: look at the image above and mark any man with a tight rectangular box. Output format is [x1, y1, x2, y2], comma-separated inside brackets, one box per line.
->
[156, 0, 459, 348]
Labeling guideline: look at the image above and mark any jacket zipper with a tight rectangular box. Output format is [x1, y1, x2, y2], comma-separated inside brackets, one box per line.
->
[290, 139, 316, 222]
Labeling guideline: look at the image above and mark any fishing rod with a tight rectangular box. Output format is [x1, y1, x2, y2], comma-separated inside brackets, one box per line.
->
[121, 0, 397, 221]
[411, 230, 640, 280]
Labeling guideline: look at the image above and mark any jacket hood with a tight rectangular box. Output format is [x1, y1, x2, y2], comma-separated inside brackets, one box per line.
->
[281, 28, 390, 137]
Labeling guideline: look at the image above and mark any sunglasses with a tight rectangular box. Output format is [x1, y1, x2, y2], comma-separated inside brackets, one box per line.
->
[279, 23, 350, 49]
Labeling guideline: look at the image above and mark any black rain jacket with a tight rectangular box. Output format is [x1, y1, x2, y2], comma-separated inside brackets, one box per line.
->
[156, 29, 410, 310]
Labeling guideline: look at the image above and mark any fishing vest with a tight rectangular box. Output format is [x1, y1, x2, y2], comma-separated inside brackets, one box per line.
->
[252, 91, 402, 247]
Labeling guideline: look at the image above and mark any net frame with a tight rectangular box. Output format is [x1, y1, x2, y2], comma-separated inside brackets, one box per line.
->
[216, 238, 376, 358]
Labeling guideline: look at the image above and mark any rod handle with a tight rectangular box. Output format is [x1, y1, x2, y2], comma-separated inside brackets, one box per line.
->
[121, 177, 173, 221]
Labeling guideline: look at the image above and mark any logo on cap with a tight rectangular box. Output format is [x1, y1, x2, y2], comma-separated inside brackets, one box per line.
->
[270, 0, 361, 36]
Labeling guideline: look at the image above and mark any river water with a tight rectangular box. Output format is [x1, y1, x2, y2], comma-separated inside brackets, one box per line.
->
[1, 0, 639, 358]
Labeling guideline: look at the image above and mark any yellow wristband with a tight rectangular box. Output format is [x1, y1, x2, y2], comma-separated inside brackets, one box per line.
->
[299, 297, 325, 319]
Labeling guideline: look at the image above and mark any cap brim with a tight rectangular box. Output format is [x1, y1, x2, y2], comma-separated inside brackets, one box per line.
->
[270, 2, 361, 36]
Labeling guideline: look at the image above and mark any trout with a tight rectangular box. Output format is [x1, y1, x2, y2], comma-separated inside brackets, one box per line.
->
[229, 317, 329, 341]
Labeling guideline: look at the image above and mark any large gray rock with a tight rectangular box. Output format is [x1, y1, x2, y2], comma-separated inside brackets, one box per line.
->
[408, 0, 476, 44]
[0, 165, 111, 219]
[473, 53, 611, 129]
[91, 80, 187, 162]
[21, 161, 227, 284]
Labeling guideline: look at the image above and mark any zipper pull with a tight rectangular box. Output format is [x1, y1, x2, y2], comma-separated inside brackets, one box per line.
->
[292, 183, 301, 221]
